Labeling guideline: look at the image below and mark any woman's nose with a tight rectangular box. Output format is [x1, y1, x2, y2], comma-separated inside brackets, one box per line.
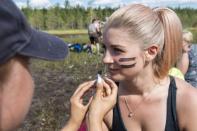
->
[102, 50, 114, 64]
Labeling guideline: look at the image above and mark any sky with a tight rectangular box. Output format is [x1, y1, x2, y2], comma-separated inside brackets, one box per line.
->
[13, 0, 197, 9]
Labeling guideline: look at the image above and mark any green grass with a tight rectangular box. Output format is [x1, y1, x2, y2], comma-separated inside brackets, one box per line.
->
[45, 29, 87, 35]
[31, 52, 104, 82]
[45, 30, 89, 44]
[62, 34, 89, 44]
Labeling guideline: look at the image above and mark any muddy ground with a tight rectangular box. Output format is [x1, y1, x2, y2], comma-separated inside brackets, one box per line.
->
[18, 53, 103, 131]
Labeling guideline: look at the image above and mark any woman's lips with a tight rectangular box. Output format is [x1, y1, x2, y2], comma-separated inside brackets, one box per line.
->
[108, 68, 119, 74]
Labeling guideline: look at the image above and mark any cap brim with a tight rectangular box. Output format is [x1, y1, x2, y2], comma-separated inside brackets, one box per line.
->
[18, 29, 69, 61]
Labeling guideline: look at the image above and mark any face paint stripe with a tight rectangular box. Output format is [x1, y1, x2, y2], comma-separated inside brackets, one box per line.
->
[119, 57, 136, 62]
[120, 63, 136, 68]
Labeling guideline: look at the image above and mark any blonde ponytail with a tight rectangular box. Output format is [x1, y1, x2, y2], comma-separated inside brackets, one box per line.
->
[153, 8, 183, 78]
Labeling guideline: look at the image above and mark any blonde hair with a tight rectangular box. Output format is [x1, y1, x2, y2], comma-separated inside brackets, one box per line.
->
[104, 4, 182, 79]
[183, 31, 193, 42]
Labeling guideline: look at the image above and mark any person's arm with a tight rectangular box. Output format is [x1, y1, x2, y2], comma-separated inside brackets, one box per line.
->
[61, 81, 95, 131]
[87, 77, 118, 131]
[177, 52, 189, 75]
[176, 81, 197, 131]
[182, 87, 197, 131]
[61, 119, 81, 131]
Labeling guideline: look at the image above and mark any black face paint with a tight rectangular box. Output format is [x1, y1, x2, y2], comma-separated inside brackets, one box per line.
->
[119, 57, 136, 62]
[120, 63, 136, 68]
[119, 57, 136, 68]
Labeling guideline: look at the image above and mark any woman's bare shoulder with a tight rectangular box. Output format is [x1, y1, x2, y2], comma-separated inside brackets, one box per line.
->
[175, 78, 197, 129]
[175, 77, 197, 100]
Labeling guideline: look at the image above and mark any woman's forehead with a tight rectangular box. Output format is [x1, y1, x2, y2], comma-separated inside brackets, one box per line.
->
[103, 28, 139, 47]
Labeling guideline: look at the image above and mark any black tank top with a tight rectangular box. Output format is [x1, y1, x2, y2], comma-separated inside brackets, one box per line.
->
[111, 77, 180, 131]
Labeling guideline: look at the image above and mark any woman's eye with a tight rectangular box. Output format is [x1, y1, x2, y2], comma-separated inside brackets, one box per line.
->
[113, 48, 124, 53]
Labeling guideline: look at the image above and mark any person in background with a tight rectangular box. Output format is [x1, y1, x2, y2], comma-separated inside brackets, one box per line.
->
[177, 31, 197, 87]
[88, 18, 101, 54]
[83, 4, 197, 131]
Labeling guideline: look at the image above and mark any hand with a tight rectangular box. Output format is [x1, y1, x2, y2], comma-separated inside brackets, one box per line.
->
[62, 81, 95, 131]
[87, 77, 118, 123]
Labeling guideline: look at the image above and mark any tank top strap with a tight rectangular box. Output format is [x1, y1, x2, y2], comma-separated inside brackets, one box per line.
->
[112, 95, 127, 131]
[165, 76, 180, 131]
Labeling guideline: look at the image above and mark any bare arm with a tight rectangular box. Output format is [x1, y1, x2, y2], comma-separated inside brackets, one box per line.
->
[87, 77, 118, 131]
[177, 81, 197, 131]
[184, 87, 197, 131]
[61, 81, 95, 131]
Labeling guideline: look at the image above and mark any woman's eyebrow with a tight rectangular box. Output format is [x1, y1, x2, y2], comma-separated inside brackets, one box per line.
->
[110, 44, 125, 48]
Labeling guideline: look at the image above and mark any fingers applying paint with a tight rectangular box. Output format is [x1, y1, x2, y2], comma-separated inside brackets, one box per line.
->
[96, 74, 112, 97]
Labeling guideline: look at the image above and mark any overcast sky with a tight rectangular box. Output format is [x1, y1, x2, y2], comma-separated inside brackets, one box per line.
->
[13, 0, 197, 9]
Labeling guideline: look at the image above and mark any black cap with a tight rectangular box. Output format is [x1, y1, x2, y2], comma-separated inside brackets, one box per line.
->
[0, 0, 69, 64]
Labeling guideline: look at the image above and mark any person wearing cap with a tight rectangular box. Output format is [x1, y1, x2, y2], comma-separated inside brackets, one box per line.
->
[0, 1, 119, 131]
[0, 0, 98, 130]
[0, 0, 67, 129]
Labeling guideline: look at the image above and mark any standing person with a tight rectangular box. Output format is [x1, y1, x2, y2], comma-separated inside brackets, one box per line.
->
[85, 4, 197, 131]
[88, 18, 101, 54]
[177, 31, 197, 87]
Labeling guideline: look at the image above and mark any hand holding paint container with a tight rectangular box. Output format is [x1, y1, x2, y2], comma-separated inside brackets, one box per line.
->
[96, 73, 111, 97]
[96, 74, 103, 84]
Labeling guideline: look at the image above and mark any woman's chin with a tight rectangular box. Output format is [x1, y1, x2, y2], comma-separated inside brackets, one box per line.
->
[107, 73, 122, 82]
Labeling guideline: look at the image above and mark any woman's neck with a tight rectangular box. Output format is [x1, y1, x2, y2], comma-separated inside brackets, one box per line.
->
[119, 68, 168, 96]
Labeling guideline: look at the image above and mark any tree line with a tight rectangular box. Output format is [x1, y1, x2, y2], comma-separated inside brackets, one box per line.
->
[21, 0, 197, 30]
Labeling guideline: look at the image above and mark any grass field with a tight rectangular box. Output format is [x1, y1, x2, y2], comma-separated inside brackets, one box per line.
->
[46, 29, 88, 35]
[47, 29, 89, 44]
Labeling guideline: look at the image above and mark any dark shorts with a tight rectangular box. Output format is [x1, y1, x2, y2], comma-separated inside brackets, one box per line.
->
[89, 33, 99, 44]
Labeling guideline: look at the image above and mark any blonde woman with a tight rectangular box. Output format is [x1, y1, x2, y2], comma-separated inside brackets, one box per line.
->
[86, 4, 197, 131]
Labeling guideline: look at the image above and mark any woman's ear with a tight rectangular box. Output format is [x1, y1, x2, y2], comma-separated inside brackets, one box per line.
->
[144, 45, 159, 61]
